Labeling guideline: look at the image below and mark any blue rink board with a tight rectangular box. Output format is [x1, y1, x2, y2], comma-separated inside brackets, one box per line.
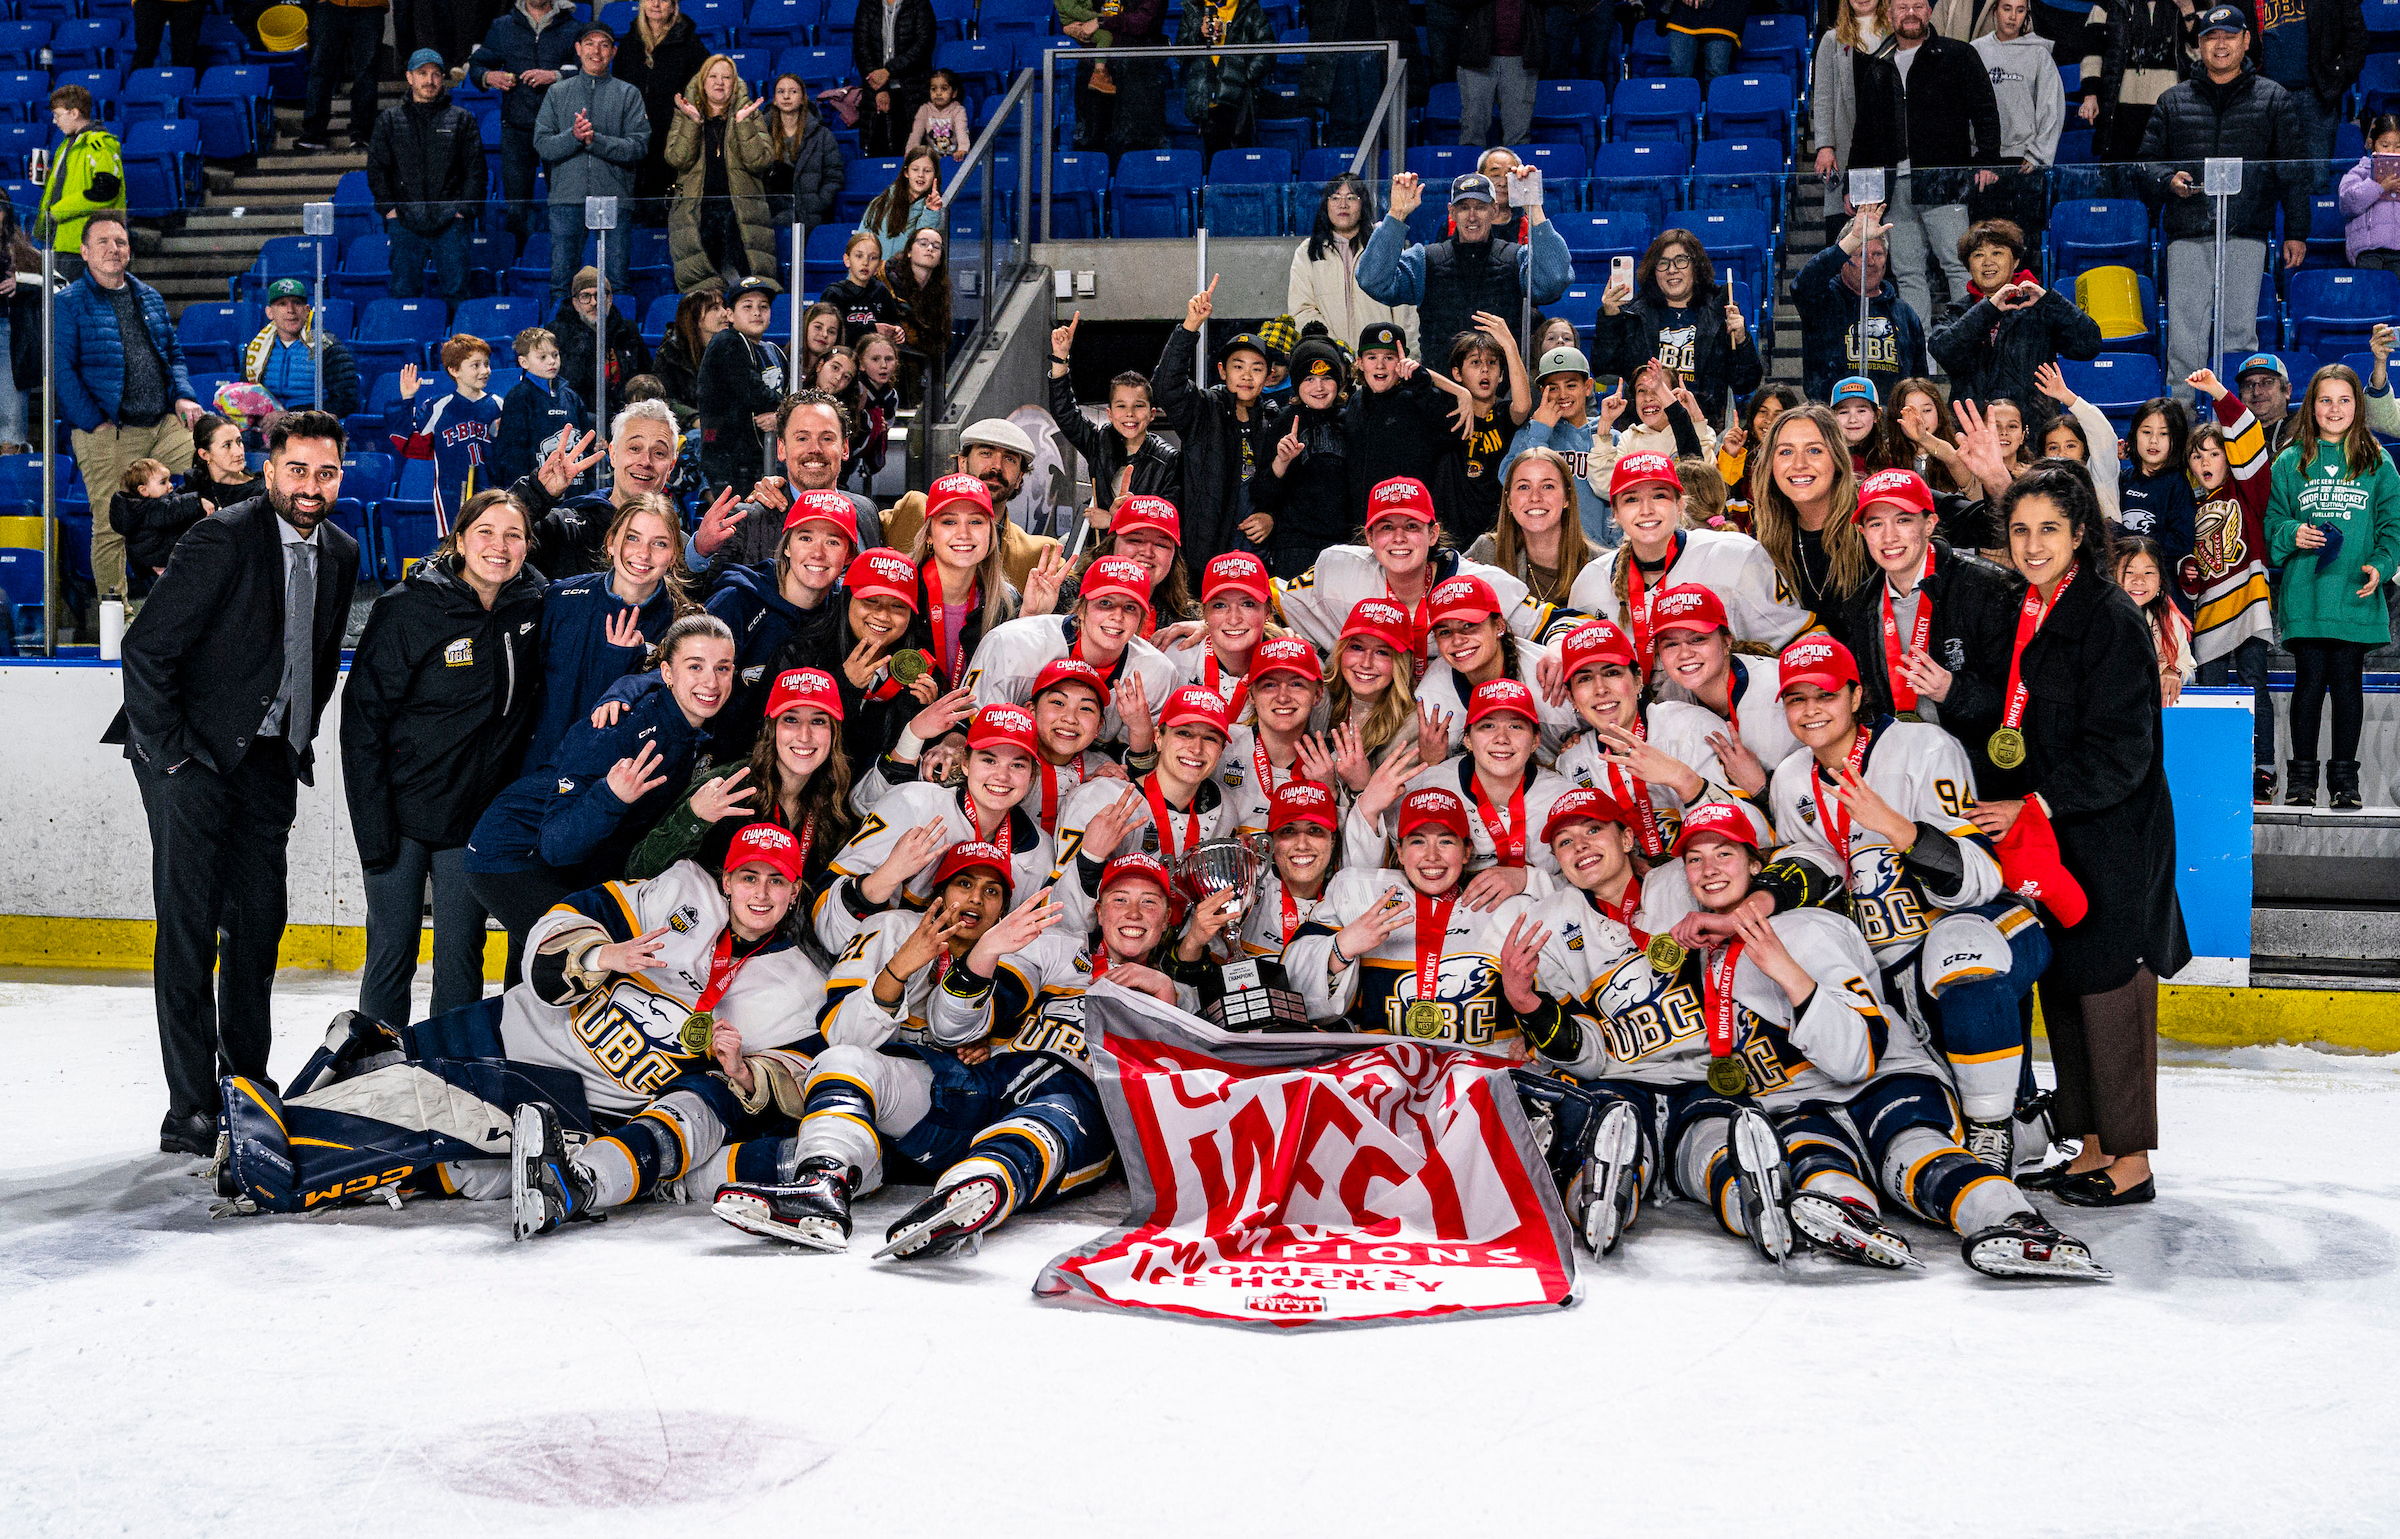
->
[2162, 697, 2253, 960]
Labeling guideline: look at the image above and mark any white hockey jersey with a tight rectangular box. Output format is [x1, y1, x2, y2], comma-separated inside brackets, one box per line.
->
[1235, 867, 1344, 960]
[816, 780, 1056, 955]
[1565, 528, 1814, 651]
[1550, 700, 1772, 854]
[1340, 756, 1576, 887]
[820, 909, 992, 1051]
[963, 612, 1182, 746]
[1652, 653, 1804, 780]
[1275, 545, 1578, 663]
[1284, 867, 1536, 1056]
[1413, 640, 1580, 761]
[1047, 771, 1239, 931]
[1213, 724, 1332, 839]
[515, 861, 827, 1115]
[924, 926, 1198, 1082]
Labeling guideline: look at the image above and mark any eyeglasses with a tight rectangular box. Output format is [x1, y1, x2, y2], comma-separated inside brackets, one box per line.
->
[1655, 254, 1694, 272]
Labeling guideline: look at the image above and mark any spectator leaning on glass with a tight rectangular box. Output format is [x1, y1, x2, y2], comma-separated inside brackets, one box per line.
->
[1591, 227, 1765, 424]
[369, 50, 489, 304]
[614, 0, 712, 213]
[1929, 218, 2102, 412]
[472, 0, 582, 239]
[1845, 0, 2004, 329]
[1289, 174, 1420, 357]
[296, 0, 388, 153]
[241, 277, 364, 420]
[2250, 0, 2367, 183]
[2139, 8, 2312, 399]
[853, 0, 939, 157]
[1357, 171, 1570, 387]
[536, 23, 651, 302]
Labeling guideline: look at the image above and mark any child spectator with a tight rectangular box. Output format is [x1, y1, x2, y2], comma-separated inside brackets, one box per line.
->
[1155, 278, 1281, 562]
[860, 148, 945, 261]
[1249, 325, 1352, 578]
[494, 327, 589, 492]
[2032, 359, 2124, 519]
[1589, 358, 1716, 492]
[907, 69, 970, 162]
[1828, 375, 1883, 471]
[1447, 318, 1533, 549]
[2116, 396, 2196, 587]
[1502, 344, 1620, 546]
[654, 288, 727, 409]
[2114, 534, 2194, 706]
[820, 229, 908, 347]
[695, 276, 789, 493]
[1678, 455, 1734, 530]
[109, 456, 206, 579]
[1341, 320, 1476, 532]
[390, 333, 503, 535]
[1047, 311, 1181, 509]
[847, 332, 902, 490]
[2337, 114, 2400, 276]
[2184, 364, 2279, 801]
[795, 298, 843, 389]
[1716, 383, 1803, 523]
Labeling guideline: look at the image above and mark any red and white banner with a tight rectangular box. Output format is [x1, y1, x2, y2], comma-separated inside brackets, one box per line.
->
[1036, 986, 1578, 1328]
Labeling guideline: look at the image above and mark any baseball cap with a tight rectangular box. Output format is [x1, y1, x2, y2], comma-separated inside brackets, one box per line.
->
[965, 703, 1041, 759]
[1201, 550, 1271, 605]
[1249, 635, 1323, 684]
[1269, 779, 1340, 832]
[728, 274, 779, 301]
[1215, 332, 1273, 367]
[1427, 574, 1503, 627]
[1535, 346, 1591, 382]
[572, 20, 618, 45]
[1466, 677, 1539, 726]
[1397, 787, 1473, 841]
[1157, 685, 1232, 738]
[406, 47, 446, 72]
[723, 822, 809, 882]
[1542, 787, 1633, 844]
[265, 278, 308, 303]
[959, 417, 1037, 461]
[843, 547, 920, 608]
[931, 840, 1014, 902]
[1649, 583, 1728, 639]
[1560, 618, 1638, 679]
[1110, 494, 1181, 546]
[1853, 467, 1935, 523]
[1671, 800, 1763, 856]
[1030, 656, 1110, 706]
[1449, 172, 1498, 205]
[1340, 597, 1417, 654]
[1829, 376, 1880, 408]
[924, 471, 994, 520]
[1077, 555, 1154, 615]
[762, 667, 844, 721]
[1364, 476, 1438, 525]
[2235, 353, 2288, 383]
[2195, 3, 2250, 33]
[1608, 451, 1682, 502]
[1098, 850, 1176, 897]
[1777, 635, 1861, 695]
[784, 488, 860, 543]
[1358, 321, 1408, 358]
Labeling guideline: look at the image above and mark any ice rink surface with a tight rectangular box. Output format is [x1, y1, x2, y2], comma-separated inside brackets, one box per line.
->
[4, 970, 2397, 1539]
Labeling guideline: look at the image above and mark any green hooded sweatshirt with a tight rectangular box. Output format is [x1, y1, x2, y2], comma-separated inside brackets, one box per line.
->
[2263, 437, 2400, 645]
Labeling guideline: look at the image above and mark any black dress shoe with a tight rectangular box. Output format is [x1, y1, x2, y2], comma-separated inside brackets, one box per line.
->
[159, 1110, 216, 1156]
[2053, 1169, 2156, 1207]
[2015, 1162, 2087, 1192]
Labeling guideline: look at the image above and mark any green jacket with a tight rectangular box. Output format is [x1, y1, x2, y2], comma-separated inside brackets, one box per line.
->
[40, 126, 124, 252]
[2263, 438, 2400, 645]
[625, 761, 740, 881]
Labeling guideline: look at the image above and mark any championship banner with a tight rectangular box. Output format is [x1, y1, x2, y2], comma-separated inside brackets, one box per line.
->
[1035, 986, 1578, 1328]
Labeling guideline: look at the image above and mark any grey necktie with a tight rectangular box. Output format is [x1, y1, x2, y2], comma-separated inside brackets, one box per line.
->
[277, 540, 317, 742]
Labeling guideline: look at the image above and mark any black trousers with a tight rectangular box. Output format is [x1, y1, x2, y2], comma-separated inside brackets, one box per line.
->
[466, 865, 578, 988]
[132, 0, 204, 69]
[2287, 637, 2369, 762]
[132, 739, 301, 1119]
[2039, 966, 2159, 1156]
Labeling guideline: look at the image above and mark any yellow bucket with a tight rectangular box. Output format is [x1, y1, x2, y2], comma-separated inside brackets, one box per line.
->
[256, 4, 308, 54]
[0, 514, 39, 549]
[2075, 265, 2146, 341]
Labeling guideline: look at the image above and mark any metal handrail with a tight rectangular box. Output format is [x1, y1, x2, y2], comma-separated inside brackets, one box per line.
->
[1349, 58, 1410, 186]
[937, 66, 1041, 404]
[1036, 40, 1405, 242]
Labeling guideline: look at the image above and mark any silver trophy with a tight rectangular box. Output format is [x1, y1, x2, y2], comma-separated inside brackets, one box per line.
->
[1174, 834, 1269, 918]
[1174, 835, 1307, 1031]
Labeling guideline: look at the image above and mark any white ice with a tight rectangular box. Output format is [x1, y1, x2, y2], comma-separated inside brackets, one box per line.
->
[5, 969, 2398, 1538]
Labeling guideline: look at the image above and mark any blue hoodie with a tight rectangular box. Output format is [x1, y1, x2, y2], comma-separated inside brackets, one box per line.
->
[466, 675, 707, 879]
[521, 567, 680, 774]
[704, 560, 818, 758]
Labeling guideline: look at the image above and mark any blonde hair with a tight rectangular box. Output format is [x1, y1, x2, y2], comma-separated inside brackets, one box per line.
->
[1677, 456, 1728, 527]
[1494, 447, 1591, 597]
[1837, 0, 1893, 50]
[1324, 636, 1419, 759]
[908, 492, 1017, 633]
[1748, 403, 1871, 602]
[606, 492, 700, 616]
[689, 53, 744, 117]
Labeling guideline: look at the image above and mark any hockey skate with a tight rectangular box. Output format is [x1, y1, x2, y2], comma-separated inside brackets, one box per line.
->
[1728, 1108, 1796, 1264]
[712, 1156, 853, 1251]
[1789, 1191, 1922, 1269]
[877, 1175, 1009, 1260]
[1964, 1116, 2015, 1174]
[512, 1102, 600, 1241]
[1576, 1100, 1643, 1255]
[1962, 1212, 2113, 1281]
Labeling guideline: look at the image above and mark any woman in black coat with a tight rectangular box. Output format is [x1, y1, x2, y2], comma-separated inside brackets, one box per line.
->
[1590, 227, 1764, 424]
[851, 0, 937, 156]
[1971, 464, 2190, 1208]
[340, 490, 548, 1028]
[612, 0, 713, 212]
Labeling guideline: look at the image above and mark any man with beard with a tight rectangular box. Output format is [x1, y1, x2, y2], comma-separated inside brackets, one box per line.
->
[1844, 0, 2004, 328]
[878, 417, 1062, 591]
[692, 392, 885, 576]
[104, 411, 359, 1155]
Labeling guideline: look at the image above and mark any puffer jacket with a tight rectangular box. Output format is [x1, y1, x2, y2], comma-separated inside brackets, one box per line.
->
[54, 271, 196, 432]
[666, 72, 781, 292]
[770, 98, 844, 228]
[2137, 67, 2312, 243]
[1590, 280, 1765, 424]
[612, 11, 712, 203]
[366, 90, 487, 235]
[1177, 0, 1274, 120]
[1928, 271, 2104, 412]
[2338, 155, 2400, 262]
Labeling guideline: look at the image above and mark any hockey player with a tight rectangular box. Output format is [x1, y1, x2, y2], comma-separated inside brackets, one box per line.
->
[815, 703, 1056, 952]
[1323, 598, 1425, 791]
[712, 849, 1190, 1255]
[965, 553, 1181, 747]
[1350, 679, 1575, 900]
[1050, 685, 1238, 928]
[1549, 617, 1763, 860]
[1021, 658, 1126, 836]
[1235, 779, 1345, 961]
[1412, 573, 1579, 758]
[1766, 634, 2049, 1167]
[1644, 583, 1802, 793]
[1276, 475, 1579, 666]
[1217, 636, 1338, 837]
[1166, 550, 1277, 708]
[1566, 452, 1815, 656]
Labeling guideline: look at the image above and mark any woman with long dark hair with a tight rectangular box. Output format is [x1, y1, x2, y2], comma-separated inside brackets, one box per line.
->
[653, 288, 725, 408]
[1286, 172, 1417, 353]
[761, 71, 842, 229]
[884, 225, 950, 408]
[859, 146, 945, 260]
[1592, 227, 1765, 423]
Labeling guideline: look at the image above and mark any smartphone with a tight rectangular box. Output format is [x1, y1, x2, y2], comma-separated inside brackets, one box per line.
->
[1609, 254, 1635, 291]
[1847, 167, 1886, 209]
[2377, 155, 2400, 182]
[1518, 165, 1544, 211]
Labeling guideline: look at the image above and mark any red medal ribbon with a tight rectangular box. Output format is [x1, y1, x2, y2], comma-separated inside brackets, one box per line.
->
[1704, 939, 1748, 1062]
[1141, 772, 1203, 864]
[1724, 657, 1744, 745]
[1604, 712, 1665, 859]
[692, 929, 757, 1019]
[1624, 532, 1684, 668]
[1205, 650, 1251, 723]
[1279, 876, 1302, 946]
[1809, 726, 1874, 890]
[1412, 889, 1457, 1007]
[1469, 772, 1528, 867]
[1594, 871, 1647, 947]
[2000, 564, 2076, 733]
[1037, 758, 1067, 833]
[1088, 943, 1111, 984]
[921, 566, 976, 689]
[1881, 546, 1936, 713]
[970, 795, 1015, 861]
[1251, 733, 1285, 811]
[1387, 575, 1433, 680]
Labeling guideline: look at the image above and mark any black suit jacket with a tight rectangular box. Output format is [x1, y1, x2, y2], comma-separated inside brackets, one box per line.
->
[103, 496, 359, 784]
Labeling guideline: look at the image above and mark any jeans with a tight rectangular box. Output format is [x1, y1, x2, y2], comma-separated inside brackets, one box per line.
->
[389, 219, 471, 301]
[2196, 635, 2274, 765]
[549, 198, 631, 302]
[2165, 236, 2266, 400]
[1665, 31, 1735, 90]
[303, 4, 385, 142]
[361, 839, 490, 1028]
[0, 315, 23, 446]
[1458, 56, 1535, 147]
[1882, 171, 1970, 325]
[500, 123, 541, 238]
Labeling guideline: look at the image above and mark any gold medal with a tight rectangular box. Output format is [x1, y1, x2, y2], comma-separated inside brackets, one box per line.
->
[1644, 933, 1687, 974]
[1987, 726, 2026, 770]
[678, 1010, 716, 1057]
[890, 648, 930, 684]
[1897, 709, 1923, 723]
[1706, 1056, 1749, 1096]
[1404, 1000, 1447, 1038]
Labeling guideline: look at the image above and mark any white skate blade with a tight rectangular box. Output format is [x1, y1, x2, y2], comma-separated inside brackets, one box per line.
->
[711, 1192, 849, 1252]
[1730, 1112, 1794, 1265]
[1790, 1192, 1924, 1269]
[1965, 1231, 2114, 1281]
[509, 1102, 545, 1243]
[875, 1184, 997, 1260]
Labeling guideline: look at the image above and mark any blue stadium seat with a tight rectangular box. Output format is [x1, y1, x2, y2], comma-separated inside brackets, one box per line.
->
[802, 222, 854, 287]
[1530, 79, 1606, 156]
[778, 45, 848, 84]
[0, 24, 48, 74]
[123, 118, 200, 211]
[2060, 354, 2163, 432]
[120, 67, 193, 130]
[1113, 149, 1198, 236]
[837, 156, 899, 221]
[724, 48, 776, 90]
[237, 236, 332, 304]
[1423, 81, 1463, 143]
[51, 18, 125, 72]
[456, 296, 544, 348]
[2361, 52, 2400, 118]
[2046, 199, 2154, 280]
[683, 0, 740, 45]
[1624, 22, 1675, 78]
[1300, 147, 1354, 185]
[979, 0, 1052, 38]
[192, 64, 272, 159]
[1691, 137, 1784, 220]
[1704, 73, 1794, 148]
[332, 232, 394, 303]
[331, 168, 378, 243]
[177, 302, 260, 374]
[1545, 283, 1605, 337]
[934, 39, 1010, 101]
[1048, 151, 1106, 238]
[2370, 0, 2400, 36]
[930, 0, 973, 43]
[0, 71, 48, 124]
[1202, 183, 1286, 237]
[641, 290, 682, 346]
[1739, 13, 1808, 78]
[746, 0, 819, 52]
[1519, 141, 1587, 183]
[2289, 268, 2400, 354]
[1404, 143, 1479, 187]
[1683, 206, 1772, 301]
[2303, 194, 2347, 268]
[1253, 112, 1314, 158]
[1613, 76, 1702, 149]
[1587, 140, 1687, 230]
[352, 298, 452, 377]
[1211, 146, 1293, 184]
[1555, 210, 1654, 284]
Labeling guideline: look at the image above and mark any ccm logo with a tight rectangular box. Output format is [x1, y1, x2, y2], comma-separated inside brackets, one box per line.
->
[1245, 1292, 1327, 1315]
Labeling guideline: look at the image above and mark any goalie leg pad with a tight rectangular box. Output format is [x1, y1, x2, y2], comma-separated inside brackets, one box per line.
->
[286, 1011, 406, 1099]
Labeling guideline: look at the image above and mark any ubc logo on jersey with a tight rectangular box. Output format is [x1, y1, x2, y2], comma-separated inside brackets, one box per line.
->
[556, 777, 576, 794]
[742, 664, 764, 684]
[443, 637, 473, 667]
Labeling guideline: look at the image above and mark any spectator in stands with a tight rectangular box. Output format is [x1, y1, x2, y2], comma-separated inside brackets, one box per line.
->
[2077, 0, 2195, 162]
[297, 0, 389, 153]
[667, 56, 779, 292]
[2116, 397, 2198, 578]
[908, 69, 972, 161]
[105, 409, 357, 1156]
[615, 0, 713, 215]
[1250, 324, 1351, 578]
[555, 266, 656, 426]
[861, 149, 946, 262]
[655, 288, 727, 407]
[1929, 218, 2103, 411]
[1050, 312, 1182, 514]
[823, 229, 909, 346]
[1665, 0, 1750, 90]
[1156, 278, 1280, 565]
[2140, 8, 2312, 396]
[1592, 228, 1765, 424]
[1447, 317, 1531, 545]
[402, 0, 511, 71]
[0, 201, 31, 455]
[368, 50, 488, 305]
[2338, 115, 2400, 275]
[1848, 0, 2004, 327]
[854, 0, 940, 157]
[1543, 0, 1612, 80]
[876, 419, 1056, 588]
[887, 226, 950, 405]
[56, 213, 203, 610]
[2253, 0, 2366, 184]
[1970, 0, 2064, 246]
[1500, 345, 1619, 545]
[2115, 535, 2194, 702]
[1300, 0, 1401, 149]
[1062, 0, 1169, 157]
[1290, 174, 1419, 355]
[1794, 203, 1927, 402]
[240, 278, 365, 420]
[1812, 0, 1893, 237]
[1178, 0, 1275, 156]
[185, 415, 259, 512]
[1340, 321, 1476, 529]
[1358, 171, 1570, 384]
[112, 457, 207, 583]
[536, 23, 652, 302]
[391, 336, 502, 536]
[132, 0, 205, 71]
[472, 0, 582, 240]
[763, 74, 844, 230]
[691, 386, 883, 573]
[342, 489, 545, 1029]
[495, 327, 588, 490]
[2237, 352, 2300, 454]
[503, 401, 669, 576]
[848, 333, 903, 487]
[38, 87, 123, 281]
[695, 276, 789, 493]
[1716, 381, 1804, 518]
[1453, 0, 1541, 147]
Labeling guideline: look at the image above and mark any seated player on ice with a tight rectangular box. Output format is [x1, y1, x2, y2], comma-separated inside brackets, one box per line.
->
[1549, 617, 1762, 859]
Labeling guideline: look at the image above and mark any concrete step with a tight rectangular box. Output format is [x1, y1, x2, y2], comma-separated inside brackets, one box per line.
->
[2254, 807, 2400, 903]
[2253, 901, 2400, 965]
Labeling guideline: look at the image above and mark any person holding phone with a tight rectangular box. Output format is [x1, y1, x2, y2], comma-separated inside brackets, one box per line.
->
[2337, 114, 2400, 276]
[1591, 228, 1764, 424]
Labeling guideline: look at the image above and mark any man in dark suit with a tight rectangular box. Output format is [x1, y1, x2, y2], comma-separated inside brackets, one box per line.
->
[104, 410, 359, 1155]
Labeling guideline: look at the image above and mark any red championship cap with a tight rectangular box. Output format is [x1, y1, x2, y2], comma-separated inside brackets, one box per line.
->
[1031, 657, 1110, 705]
[1428, 574, 1503, 627]
[1649, 583, 1728, 639]
[1157, 684, 1232, 738]
[925, 471, 995, 520]
[1201, 550, 1271, 604]
[931, 840, 1014, 902]
[1777, 635, 1861, 695]
[1339, 598, 1416, 654]
[1853, 467, 1936, 524]
[1111, 494, 1182, 546]
[1541, 786, 1633, 844]
[1098, 850, 1175, 896]
[844, 547, 921, 609]
[1396, 786, 1473, 841]
[965, 703, 1040, 759]
[762, 666, 844, 721]
[1364, 475, 1438, 525]
[1559, 618, 1638, 679]
[1078, 555, 1155, 615]
[1671, 800, 1763, 855]
[784, 488, 861, 543]
[1269, 778, 1340, 831]
[723, 821, 809, 881]
[1249, 635, 1324, 684]
[1607, 451, 1684, 502]
[1466, 677, 1539, 725]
